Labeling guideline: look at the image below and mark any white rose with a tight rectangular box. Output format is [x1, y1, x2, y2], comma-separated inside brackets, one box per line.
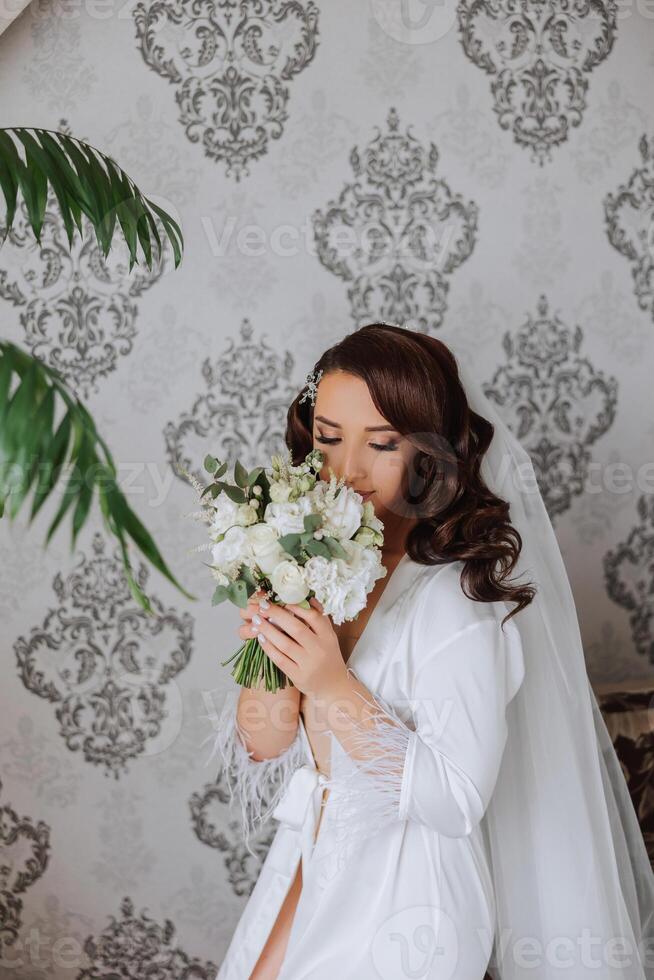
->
[321, 487, 363, 541]
[211, 525, 249, 568]
[271, 560, 310, 604]
[246, 523, 286, 575]
[269, 481, 292, 503]
[264, 495, 314, 537]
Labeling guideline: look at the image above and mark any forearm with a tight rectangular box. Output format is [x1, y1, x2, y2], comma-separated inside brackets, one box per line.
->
[306, 671, 408, 778]
[236, 683, 301, 761]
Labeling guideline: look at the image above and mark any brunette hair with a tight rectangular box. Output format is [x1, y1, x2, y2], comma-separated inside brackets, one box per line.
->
[285, 322, 536, 628]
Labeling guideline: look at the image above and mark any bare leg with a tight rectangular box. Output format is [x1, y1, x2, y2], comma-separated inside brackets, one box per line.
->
[249, 860, 303, 980]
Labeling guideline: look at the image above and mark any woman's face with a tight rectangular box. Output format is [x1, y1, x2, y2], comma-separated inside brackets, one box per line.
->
[311, 370, 415, 534]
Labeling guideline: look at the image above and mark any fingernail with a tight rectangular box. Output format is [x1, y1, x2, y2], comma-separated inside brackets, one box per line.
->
[253, 614, 261, 625]
[259, 598, 270, 610]
[257, 632, 266, 644]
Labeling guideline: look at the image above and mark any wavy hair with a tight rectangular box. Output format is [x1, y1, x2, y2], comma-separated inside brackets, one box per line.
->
[285, 322, 536, 627]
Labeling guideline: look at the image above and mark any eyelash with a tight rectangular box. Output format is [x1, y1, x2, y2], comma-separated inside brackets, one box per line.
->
[315, 435, 399, 452]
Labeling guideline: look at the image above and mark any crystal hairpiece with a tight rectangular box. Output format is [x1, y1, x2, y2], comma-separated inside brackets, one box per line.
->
[299, 368, 323, 406]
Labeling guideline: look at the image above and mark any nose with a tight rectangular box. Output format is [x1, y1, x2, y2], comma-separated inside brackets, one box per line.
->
[339, 447, 368, 488]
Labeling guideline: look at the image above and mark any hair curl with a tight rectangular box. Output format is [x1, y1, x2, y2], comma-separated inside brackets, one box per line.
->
[285, 322, 537, 629]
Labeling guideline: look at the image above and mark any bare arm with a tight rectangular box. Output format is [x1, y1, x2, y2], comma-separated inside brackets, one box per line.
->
[236, 591, 301, 761]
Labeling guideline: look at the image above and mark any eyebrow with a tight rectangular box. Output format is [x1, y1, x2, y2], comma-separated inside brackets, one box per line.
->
[314, 415, 399, 433]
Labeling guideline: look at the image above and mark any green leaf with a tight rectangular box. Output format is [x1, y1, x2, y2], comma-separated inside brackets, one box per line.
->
[0, 128, 184, 271]
[303, 513, 322, 533]
[228, 578, 248, 609]
[233, 458, 249, 488]
[322, 535, 348, 559]
[204, 454, 219, 474]
[278, 532, 301, 550]
[211, 584, 230, 606]
[0, 340, 196, 611]
[303, 538, 331, 559]
[223, 484, 246, 504]
[8, 383, 54, 519]
[247, 466, 264, 485]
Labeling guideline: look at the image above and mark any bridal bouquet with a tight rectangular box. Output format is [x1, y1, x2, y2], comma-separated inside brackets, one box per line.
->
[183, 448, 386, 692]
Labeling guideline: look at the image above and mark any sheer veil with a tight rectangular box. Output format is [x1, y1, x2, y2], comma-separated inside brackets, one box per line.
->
[450, 352, 654, 979]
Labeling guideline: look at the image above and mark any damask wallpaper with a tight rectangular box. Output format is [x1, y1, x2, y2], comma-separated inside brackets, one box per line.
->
[0, 1, 653, 976]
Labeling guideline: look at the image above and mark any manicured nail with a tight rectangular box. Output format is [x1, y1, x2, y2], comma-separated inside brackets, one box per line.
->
[257, 632, 266, 644]
[259, 598, 270, 610]
[253, 614, 261, 625]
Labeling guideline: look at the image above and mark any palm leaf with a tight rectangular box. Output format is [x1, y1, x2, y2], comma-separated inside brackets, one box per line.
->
[0, 340, 196, 611]
[0, 127, 183, 271]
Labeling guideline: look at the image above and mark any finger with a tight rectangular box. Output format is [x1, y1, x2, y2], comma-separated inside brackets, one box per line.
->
[257, 635, 297, 684]
[240, 590, 268, 621]
[258, 604, 313, 644]
[284, 601, 327, 635]
[250, 618, 301, 666]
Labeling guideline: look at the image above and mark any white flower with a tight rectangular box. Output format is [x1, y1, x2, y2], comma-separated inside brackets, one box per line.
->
[271, 560, 310, 604]
[236, 502, 258, 526]
[246, 523, 286, 575]
[209, 493, 243, 538]
[269, 481, 292, 503]
[321, 486, 364, 541]
[211, 525, 249, 568]
[264, 495, 314, 537]
[362, 500, 384, 534]
[210, 568, 231, 586]
[353, 525, 376, 548]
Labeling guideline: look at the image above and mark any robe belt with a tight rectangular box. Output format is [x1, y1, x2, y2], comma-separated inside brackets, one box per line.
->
[272, 764, 329, 872]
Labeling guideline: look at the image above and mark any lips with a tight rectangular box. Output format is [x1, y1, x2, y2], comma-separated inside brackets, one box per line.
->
[359, 491, 374, 500]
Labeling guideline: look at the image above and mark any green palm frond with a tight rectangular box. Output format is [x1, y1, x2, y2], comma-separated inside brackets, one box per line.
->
[0, 127, 183, 271]
[0, 340, 196, 612]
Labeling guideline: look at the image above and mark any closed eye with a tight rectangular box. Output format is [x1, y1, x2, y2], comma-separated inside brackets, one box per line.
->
[315, 435, 398, 452]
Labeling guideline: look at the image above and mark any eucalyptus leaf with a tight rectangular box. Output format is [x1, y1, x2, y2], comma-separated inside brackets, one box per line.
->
[223, 484, 246, 504]
[233, 458, 249, 489]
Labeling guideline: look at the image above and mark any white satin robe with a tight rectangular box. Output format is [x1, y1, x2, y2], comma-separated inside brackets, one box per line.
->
[209, 553, 526, 980]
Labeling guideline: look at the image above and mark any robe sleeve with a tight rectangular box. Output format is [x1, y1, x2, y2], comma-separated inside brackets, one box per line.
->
[202, 687, 307, 848]
[324, 616, 526, 844]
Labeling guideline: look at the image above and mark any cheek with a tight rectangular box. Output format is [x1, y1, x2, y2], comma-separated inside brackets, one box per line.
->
[370, 454, 407, 496]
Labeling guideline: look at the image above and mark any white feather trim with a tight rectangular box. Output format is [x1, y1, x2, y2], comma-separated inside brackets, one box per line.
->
[202, 688, 306, 855]
[317, 683, 416, 864]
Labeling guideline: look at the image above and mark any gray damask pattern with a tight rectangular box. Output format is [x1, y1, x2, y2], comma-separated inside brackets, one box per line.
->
[79, 895, 218, 979]
[13, 533, 194, 778]
[458, 0, 618, 164]
[604, 493, 654, 664]
[0, 192, 168, 397]
[133, 0, 320, 181]
[312, 106, 479, 331]
[190, 775, 273, 897]
[165, 318, 301, 485]
[604, 133, 654, 324]
[0, 778, 51, 955]
[482, 294, 618, 521]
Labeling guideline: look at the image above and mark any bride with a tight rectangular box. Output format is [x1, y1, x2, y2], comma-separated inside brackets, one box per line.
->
[207, 322, 654, 980]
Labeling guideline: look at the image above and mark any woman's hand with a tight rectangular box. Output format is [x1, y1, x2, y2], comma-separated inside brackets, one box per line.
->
[239, 591, 349, 701]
